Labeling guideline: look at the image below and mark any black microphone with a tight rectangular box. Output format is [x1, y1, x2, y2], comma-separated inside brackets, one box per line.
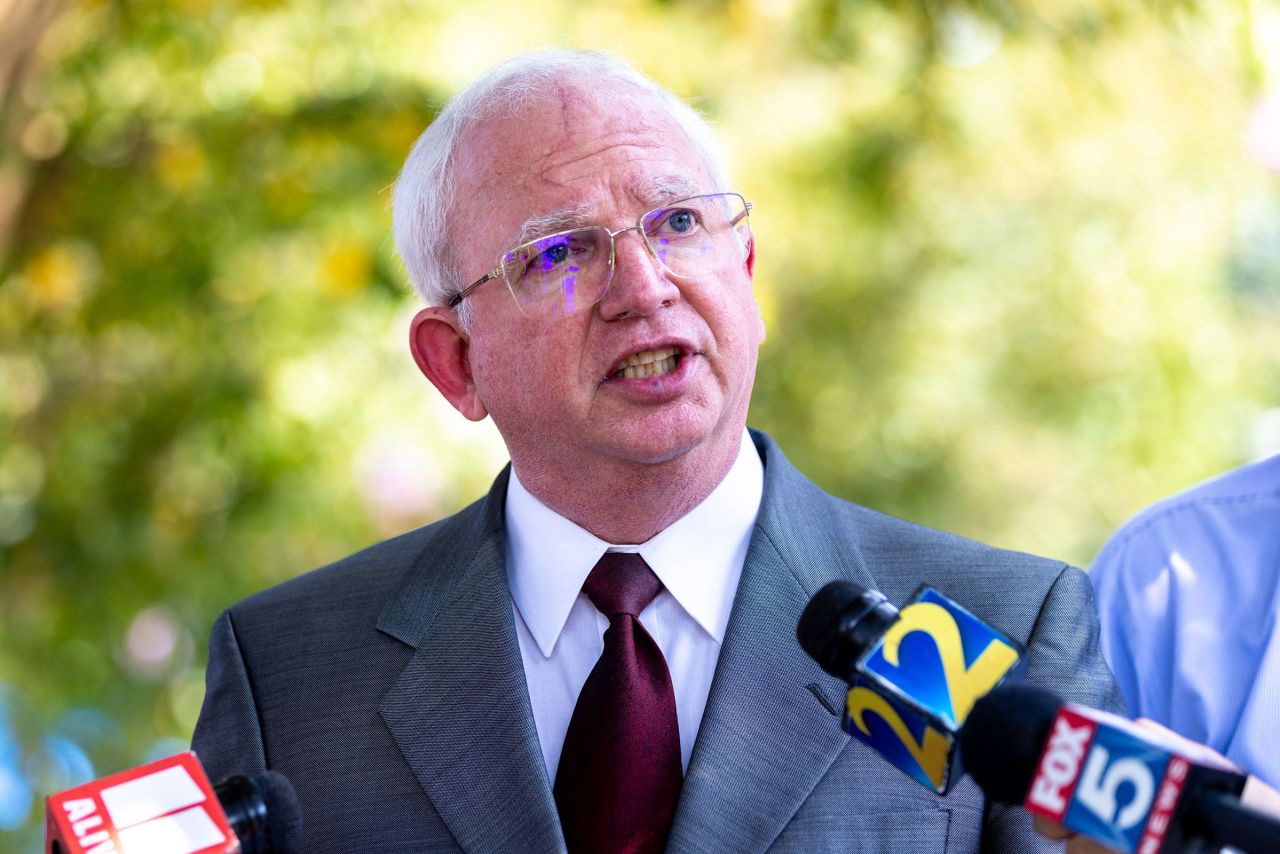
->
[46, 751, 303, 854]
[214, 769, 304, 854]
[960, 683, 1279, 853]
[797, 580, 1024, 794]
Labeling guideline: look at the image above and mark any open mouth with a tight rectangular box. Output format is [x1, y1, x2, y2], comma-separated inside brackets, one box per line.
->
[611, 346, 682, 380]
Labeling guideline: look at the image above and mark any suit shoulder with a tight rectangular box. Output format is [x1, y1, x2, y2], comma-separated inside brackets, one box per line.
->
[830, 495, 1066, 578]
[811, 492, 1074, 644]
[753, 433, 1069, 620]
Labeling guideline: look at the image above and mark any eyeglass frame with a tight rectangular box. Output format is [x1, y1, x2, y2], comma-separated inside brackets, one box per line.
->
[446, 192, 754, 311]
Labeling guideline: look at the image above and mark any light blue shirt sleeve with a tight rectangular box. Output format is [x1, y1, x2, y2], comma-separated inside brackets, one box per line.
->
[1090, 454, 1280, 789]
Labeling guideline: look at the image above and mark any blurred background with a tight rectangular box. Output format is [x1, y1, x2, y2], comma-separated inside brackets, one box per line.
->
[2, 0, 1278, 847]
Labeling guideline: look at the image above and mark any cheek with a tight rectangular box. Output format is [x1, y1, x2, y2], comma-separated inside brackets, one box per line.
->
[471, 328, 581, 414]
[467, 328, 529, 407]
[719, 290, 767, 351]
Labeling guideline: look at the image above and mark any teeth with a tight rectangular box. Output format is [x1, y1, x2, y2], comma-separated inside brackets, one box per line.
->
[621, 346, 678, 368]
[615, 347, 681, 379]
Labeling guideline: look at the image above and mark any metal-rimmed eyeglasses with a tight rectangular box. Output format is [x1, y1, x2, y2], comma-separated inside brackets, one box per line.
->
[447, 192, 753, 318]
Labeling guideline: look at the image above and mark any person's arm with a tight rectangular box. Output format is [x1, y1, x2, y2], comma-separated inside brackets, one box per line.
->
[1087, 534, 1147, 720]
[191, 609, 267, 783]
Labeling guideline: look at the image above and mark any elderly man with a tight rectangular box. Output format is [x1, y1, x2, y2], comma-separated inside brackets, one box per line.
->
[192, 50, 1122, 853]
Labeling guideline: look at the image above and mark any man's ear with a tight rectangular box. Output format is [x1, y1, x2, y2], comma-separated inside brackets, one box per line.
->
[409, 307, 488, 421]
[745, 236, 765, 343]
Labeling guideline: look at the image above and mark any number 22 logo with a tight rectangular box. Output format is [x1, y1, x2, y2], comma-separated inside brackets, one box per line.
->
[845, 596, 1019, 789]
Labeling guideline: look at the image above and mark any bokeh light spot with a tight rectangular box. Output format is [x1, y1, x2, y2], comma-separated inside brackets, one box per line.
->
[202, 51, 264, 109]
[30, 735, 95, 794]
[119, 606, 190, 682]
[20, 111, 69, 160]
[0, 443, 46, 505]
[22, 241, 100, 313]
[940, 10, 1002, 68]
[0, 696, 33, 831]
[354, 432, 442, 526]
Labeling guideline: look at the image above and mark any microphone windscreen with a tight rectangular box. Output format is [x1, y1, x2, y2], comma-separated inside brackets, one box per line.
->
[796, 580, 871, 675]
[959, 683, 1062, 805]
[251, 770, 303, 853]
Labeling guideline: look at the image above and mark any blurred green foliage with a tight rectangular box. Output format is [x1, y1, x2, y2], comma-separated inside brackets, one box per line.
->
[2, 0, 1278, 848]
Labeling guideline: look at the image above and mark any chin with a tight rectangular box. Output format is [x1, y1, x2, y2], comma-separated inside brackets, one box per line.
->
[600, 415, 735, 467]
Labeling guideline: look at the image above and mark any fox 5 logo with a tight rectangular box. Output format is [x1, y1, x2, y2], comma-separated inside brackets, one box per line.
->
[1026, 709, 1177, 854]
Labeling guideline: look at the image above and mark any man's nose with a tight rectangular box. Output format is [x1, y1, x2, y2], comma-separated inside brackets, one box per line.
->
[596, 227, 681, 321]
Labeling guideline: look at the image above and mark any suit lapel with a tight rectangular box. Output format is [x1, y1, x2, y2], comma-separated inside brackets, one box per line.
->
[376, 468, 564, 853]
[669, 433, 877, 853]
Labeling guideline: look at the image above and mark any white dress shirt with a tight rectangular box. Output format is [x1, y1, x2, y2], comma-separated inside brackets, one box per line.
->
[505, 430, 764, 780]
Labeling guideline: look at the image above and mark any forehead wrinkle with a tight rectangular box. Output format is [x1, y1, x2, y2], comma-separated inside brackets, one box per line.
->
[532, 125, 676, 182]
[505, 171, 707, 251]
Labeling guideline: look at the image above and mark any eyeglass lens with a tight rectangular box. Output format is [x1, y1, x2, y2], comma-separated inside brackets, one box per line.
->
[499, 193, 750, 318]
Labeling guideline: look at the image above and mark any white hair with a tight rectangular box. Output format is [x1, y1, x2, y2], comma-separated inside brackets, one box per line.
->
[391, 49, 733, 320]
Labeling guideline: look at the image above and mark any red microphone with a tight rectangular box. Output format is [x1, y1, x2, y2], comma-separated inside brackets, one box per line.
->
[45, 752, 301, 854]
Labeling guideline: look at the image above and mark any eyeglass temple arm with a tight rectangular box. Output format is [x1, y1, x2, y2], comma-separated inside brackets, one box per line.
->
[447, 268, 502, 308]
[730, 201, 753, 228]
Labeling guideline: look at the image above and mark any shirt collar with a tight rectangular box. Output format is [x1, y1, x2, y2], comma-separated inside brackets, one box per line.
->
[505, 429, 764, 657]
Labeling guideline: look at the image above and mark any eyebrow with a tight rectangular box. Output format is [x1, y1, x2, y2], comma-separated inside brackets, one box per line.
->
[508, 174, 707, 248]
[515, 204, 594, 246]
[632, 174, 703, 208]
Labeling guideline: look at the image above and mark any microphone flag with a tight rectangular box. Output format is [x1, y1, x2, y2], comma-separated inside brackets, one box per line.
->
[1022, 703, 1245, 853]
[45, 751, 239, 854]
[840, 586, 1023, 794]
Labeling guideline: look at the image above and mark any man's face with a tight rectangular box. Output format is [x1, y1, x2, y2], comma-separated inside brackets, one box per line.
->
[449, 80, 764, 479]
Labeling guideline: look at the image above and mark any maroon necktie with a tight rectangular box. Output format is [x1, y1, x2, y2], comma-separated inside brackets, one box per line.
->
[553, 552, 683, 854]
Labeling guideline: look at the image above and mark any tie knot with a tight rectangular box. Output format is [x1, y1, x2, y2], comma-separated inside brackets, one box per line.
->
[582, 552, 663, 618]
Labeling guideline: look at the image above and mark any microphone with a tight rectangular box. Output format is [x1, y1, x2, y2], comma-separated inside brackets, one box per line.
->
[960, 683, 1280, 853]
[797, 581, 1024, 794]
[45, 751, 302, 854]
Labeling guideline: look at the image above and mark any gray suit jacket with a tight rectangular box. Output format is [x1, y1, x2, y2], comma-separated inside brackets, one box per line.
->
[192, 430, 1123, 852]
